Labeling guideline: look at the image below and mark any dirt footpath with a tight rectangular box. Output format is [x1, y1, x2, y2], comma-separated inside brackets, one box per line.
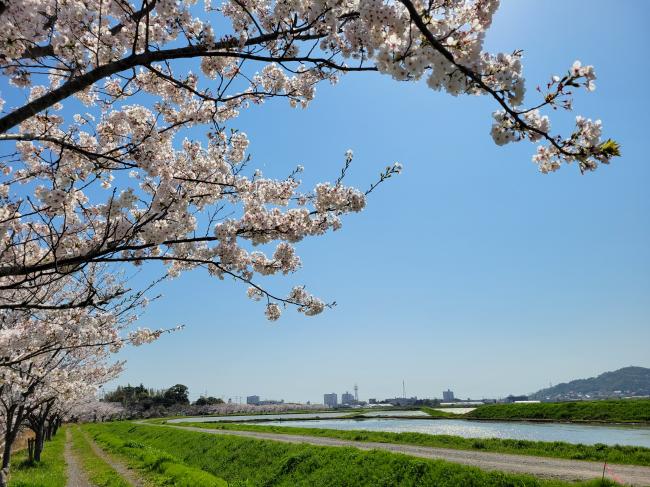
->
[81, 430, 146, 487]
[64, 428, 92, 487]
[154, 423, 650, 486]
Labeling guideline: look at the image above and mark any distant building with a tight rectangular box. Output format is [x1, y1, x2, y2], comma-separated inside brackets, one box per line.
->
[443, 389, 455, 402]
[386, 397, 418, 406]
[324, 393, 338, 408]
[246, 395, 260, 405]
[368, 398, 377, 404]
[504, 395, 529, 403]
[341, 392, 355, 405]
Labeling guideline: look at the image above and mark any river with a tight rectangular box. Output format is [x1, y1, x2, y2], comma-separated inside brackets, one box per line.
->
[167, 409, 430, 423]
[254, 418, 650, 448]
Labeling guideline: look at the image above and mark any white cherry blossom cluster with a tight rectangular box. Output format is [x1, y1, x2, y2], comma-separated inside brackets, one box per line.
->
[265, 303, 282, 321]
[491, 109, 550, 146]
[532, 116, 617, 174]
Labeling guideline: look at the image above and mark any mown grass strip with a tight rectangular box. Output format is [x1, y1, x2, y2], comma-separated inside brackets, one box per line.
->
[466, 399, 650, 423]
[176, 420, 650, 467]
[87, 422, 618, 486]
[70, 425, 131, 487]
[81, 424, 226, 487]
[7, 426, 66, 487]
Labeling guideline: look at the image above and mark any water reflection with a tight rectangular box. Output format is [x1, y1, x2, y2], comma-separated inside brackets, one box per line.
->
[255, 418, 650, 447]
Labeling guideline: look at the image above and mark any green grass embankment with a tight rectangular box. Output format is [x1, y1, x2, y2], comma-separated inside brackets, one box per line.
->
[7, 427, 66, 487]
[421, 407, 463, 418]
[87, 422, 617, 486]
[466, 399, 650, 423]
[82, 423, 227, 486]
[176, 421, 650, 466]
[69, 425, 130, 487]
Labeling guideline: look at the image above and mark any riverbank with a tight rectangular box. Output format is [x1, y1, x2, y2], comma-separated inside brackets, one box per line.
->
[171, 420, 650, 466]
[87, 422, 625, 486]
[465, 399, 650, 424]
[161, 400, 650, 426]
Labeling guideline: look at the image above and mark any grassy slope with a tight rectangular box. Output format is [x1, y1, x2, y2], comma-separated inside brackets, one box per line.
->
[7, 427, 66, 487]
[466, 400, 650, 423]
[421, 407, 464, 418]
[83, 423, 227, 487]
[69, 425, 130, 487]
[88, 422, 616, 487]
[177, 421, 650, 466]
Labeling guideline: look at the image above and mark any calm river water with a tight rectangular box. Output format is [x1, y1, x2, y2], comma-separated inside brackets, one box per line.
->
[168, 409, 429, 423]
[255, 418, 650, 448]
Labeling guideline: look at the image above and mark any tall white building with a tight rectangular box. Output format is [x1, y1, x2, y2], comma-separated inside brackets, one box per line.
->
[324, 393, 338, 408]
[341, 391, 355, 405]
[442, 389, 455, 402]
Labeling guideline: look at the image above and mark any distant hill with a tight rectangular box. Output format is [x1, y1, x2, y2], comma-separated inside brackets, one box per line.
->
[530, 366, 650, 401]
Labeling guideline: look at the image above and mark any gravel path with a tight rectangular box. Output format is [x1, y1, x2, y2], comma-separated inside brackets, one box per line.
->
[64, 428, 92, 487]
[81, 430, 146, 487]
[153, 423, 650, 486]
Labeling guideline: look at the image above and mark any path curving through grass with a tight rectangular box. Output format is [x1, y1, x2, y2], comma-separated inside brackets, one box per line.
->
[151, 421, 650, 485]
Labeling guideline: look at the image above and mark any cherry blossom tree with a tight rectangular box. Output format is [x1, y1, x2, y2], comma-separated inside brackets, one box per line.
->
[0, 267, 166, 485]
[0, 263, 171, 370]
[0, 0, 619, 326]
[0, 337, 122, 484]
[65, 394, 125, 423]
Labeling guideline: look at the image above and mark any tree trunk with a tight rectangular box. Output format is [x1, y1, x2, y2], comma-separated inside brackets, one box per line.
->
[33, 424, 45, 462]
[27, 438, 34, 463]
[1, 434, 13, 487]
[1, 405, 22, 487]
[45, 421, 52, 441]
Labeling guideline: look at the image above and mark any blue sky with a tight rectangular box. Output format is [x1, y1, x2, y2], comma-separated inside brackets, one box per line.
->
[106, 0, 649, 402]
[6, 1, 649, 402]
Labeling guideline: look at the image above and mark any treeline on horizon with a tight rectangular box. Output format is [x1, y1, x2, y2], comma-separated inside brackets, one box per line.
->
[104, 383, 224, 409]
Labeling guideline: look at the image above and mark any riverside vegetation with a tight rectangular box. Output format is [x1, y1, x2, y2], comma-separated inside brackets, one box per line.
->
[464, 399, 650, 423]
[172, 421, 650, 467]
[82, 422, 618, 487]
[7, 399, 649, 486]
[7, 420, 638, 486]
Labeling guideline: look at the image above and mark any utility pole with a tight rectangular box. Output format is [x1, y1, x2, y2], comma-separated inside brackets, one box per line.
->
[402, 380, 406, 399]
